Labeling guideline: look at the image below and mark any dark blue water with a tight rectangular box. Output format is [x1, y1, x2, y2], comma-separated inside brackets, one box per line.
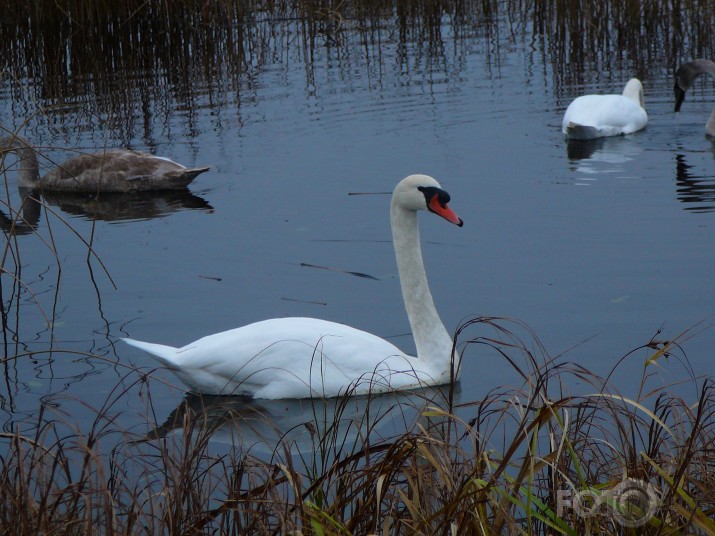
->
[1, 14, 713, 444]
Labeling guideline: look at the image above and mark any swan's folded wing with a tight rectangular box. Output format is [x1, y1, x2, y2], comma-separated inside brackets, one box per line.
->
[167, 317, 419, 398]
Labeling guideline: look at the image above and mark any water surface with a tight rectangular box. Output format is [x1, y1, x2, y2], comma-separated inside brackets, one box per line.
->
[1, 3, 714, 442]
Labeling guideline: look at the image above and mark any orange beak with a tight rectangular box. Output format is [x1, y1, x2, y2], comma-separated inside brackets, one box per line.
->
[428, 196, 463, 227]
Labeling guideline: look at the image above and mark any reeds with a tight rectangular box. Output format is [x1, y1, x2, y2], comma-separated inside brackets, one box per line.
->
[0, 317, 713, 534]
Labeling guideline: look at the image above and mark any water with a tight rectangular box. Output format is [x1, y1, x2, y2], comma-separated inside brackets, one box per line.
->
[1, 5, 714, 447]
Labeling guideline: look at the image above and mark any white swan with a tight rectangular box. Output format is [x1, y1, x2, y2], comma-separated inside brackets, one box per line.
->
[674, 59, 715, 136]
[123, 174, 464, 399]
[561, 78, 648, 140]
[0, 135, 210, 192]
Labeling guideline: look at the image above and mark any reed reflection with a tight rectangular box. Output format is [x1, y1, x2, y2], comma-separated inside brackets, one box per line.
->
[3, 1, 713, 141]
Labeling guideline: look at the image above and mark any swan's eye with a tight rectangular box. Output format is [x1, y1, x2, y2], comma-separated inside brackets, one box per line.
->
[437, 190, 451, 206]
[418, 186, 450, 208]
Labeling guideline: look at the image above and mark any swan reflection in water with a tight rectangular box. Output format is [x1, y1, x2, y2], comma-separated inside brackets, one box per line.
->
[0, 187, 212, 233]
[565, 135, 643, 175]
[675, 152, 715, 213]
[40, 188, 213, 222]
[0, 189, 42, 235]
[146, 385, 458, 458]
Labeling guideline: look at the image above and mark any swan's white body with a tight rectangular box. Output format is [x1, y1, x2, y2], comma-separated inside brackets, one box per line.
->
[562, 78, 647, 140]
[674, 59, 715, 136]
[123, 174, 464, 399]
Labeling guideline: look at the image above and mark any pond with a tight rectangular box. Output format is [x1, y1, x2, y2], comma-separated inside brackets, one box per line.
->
[1, 1, 714, 448]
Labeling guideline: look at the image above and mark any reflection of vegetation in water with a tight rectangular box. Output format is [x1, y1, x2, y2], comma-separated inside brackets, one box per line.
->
[531, 2, 715, 92]
[2, 1, 714, 140]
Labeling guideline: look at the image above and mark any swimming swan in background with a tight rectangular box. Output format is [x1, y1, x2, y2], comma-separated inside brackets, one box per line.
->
[562, 78, 648, 140]
[674, 59, 715, 136]
[0, 135, 210, 192]
[123, 174, 464, 399]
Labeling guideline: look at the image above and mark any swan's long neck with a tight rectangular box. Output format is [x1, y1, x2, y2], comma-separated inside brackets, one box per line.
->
[391, 201, 455, 377]
[680, 61, 715, 136]
[0, 136, 40, 188]
[707, 108, 715, 137]
[622, 79, 644, 109]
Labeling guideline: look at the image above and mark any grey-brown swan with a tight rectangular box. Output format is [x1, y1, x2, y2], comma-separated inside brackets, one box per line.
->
[674, 59, 715, 136]
[0, 135, 210, 192]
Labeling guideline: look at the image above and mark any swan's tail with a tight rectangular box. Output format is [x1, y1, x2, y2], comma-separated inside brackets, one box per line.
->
[182, 166, 211, 182]
[158, 166, 211, 189]
[122, 337, 180, 369]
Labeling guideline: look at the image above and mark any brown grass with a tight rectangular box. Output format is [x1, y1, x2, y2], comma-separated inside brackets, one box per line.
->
[0, 317, 713, 534]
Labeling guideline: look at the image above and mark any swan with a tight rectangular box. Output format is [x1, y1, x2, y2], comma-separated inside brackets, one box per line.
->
[674, 59, 715, 136]
[561, 78, 648, 140]
[123, 174, 464, 399]
[0, 135, 210, 192]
